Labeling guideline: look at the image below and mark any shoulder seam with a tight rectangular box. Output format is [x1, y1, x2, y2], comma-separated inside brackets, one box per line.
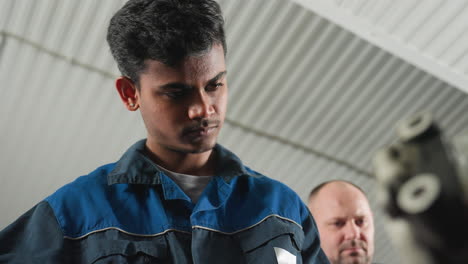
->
[42, 200, 66, 237]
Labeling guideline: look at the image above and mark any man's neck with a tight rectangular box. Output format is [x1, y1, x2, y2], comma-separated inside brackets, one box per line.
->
[145, 142, 217, 176]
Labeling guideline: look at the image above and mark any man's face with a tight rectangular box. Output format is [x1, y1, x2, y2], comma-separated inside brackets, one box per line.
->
[309, 182, 375, 264]
[135, 44, 227, 154]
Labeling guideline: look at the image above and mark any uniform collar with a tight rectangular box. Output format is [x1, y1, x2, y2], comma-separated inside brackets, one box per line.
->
[107, 139, 251, 185]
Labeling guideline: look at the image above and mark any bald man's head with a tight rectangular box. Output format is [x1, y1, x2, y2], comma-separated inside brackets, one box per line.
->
[308, 181, 374, 264]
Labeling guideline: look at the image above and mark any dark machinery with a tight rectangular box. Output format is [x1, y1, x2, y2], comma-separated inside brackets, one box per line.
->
[373, 112, 468, 264]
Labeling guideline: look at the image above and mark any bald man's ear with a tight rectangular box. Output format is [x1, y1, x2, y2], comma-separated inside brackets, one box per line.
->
[116, 77, 139, 111]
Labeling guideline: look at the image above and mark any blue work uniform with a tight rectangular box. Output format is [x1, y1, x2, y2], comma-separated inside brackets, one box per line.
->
[0, 140, 329, 263]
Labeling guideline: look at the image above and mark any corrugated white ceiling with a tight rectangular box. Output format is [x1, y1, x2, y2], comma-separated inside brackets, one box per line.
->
[292, 0, 468, 94]
[2, 0, 468, 262]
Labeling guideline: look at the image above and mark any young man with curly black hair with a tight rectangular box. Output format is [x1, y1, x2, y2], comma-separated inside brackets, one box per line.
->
[0, 1, 329, 263]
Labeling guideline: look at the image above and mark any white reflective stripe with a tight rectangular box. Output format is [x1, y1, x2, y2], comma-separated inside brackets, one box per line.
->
[274, 247, 296, 264]
[192, 214, 302, 235]
[63, 227, 191, 240]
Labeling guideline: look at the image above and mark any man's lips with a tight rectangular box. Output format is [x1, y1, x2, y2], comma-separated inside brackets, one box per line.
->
[183, 119, 220, 136]
[339, 240, 367, 255]
[183, 125, 218, 139]
[340, 246, 366, 258]
[186, 126, 217, 135]
[342, 247, 363, 253]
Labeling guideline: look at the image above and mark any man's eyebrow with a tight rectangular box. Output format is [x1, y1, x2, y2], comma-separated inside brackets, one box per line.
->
[159, 82, 192, 90]
[327, 217, 345, 222]
[207, 71, 227, 83]
[158, 71, 227, 90]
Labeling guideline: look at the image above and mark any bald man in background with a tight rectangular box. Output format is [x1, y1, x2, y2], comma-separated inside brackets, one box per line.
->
[308, 180, 375, 264]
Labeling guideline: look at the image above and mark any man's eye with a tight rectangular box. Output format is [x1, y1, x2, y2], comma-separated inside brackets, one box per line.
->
[164, 91, 186, 99]
[206, 83, 223, 92]
[334, 221, 345, 227]
[355, 219, 364, 226]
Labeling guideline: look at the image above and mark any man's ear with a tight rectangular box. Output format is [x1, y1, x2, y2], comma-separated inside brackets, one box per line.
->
[115, 77, 139, 111]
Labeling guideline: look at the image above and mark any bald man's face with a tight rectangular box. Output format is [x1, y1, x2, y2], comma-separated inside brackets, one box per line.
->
[308, 182, 374, 264]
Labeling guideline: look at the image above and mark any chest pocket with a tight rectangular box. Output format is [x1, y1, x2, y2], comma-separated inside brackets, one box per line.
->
[65, 230, 170, 264]
[91, 240, 169, 264]
[236, 216, 304, 264]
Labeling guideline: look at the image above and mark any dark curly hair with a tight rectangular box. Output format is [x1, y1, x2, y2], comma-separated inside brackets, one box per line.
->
[107, 0, 227, 85]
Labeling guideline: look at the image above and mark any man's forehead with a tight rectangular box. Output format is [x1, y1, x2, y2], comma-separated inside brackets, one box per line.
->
[320, 198, 370, 214]
[324, 207, 370, 219]
[141, 46, 226, 83]
[313, 186, 371, 215]
[156, 71, 227, 90]
[318, 182, 368, 201]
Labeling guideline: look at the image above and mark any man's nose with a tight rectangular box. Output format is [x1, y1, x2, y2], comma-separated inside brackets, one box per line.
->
[343, 222, 360, 240]
[188, 91, 215, 119]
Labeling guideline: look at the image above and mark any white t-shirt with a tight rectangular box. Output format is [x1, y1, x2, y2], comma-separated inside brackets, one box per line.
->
[156, 165, 213, 204]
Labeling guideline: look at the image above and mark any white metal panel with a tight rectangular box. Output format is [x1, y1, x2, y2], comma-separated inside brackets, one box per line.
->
[290, 0, 468, 95]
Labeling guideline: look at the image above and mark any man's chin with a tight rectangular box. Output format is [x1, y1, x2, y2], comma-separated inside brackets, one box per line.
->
[338, 255, 369, 264]
[186, 145, 215, 154]
[171, 141, 216, 154]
